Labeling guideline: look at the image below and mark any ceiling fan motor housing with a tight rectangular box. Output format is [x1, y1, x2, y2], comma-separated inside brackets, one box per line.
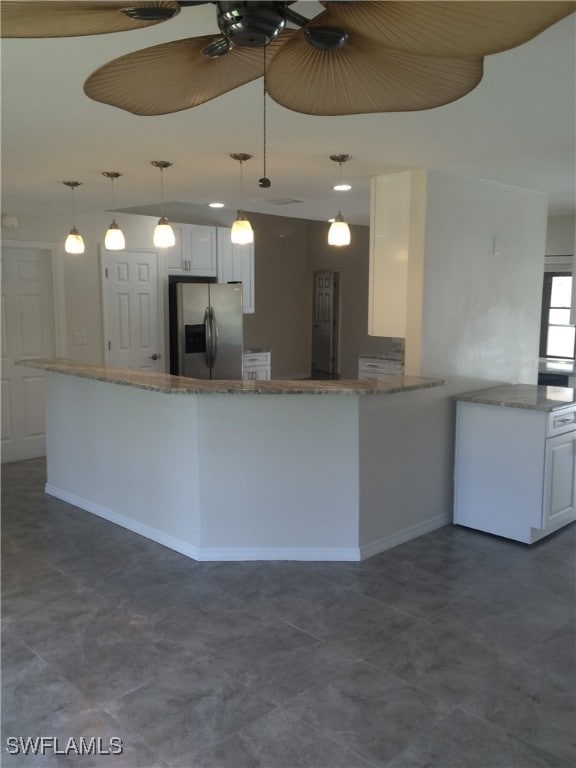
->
[217, 1, 289, 47]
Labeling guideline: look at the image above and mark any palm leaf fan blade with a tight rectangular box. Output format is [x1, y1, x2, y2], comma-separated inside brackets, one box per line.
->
[318, 1, 576, 57]
[0, 1, 180, 37]
[84, 32, 293, 116]
[267, 34, 484, 116]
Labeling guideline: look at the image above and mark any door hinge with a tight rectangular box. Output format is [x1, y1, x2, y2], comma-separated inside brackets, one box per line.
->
[107, 341, 111, 351]
[105, 268, 109, 278]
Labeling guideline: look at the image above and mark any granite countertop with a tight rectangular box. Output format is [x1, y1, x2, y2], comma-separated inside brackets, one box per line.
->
[455, 383, 576, 412]
[17, 358, 444, 397]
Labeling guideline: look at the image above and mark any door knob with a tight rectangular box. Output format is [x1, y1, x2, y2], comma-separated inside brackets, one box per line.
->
[150, 353, 161, 360]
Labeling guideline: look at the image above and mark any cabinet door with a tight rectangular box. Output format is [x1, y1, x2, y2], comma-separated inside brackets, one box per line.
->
[543, 431, 576, 527]
[167, 225, 217, 276]
[217, 228, 254, 313]
[166, 226, 186, 274]
[189, 226, 217, 276]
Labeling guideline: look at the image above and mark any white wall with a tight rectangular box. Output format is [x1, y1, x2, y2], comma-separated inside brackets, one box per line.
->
[361, 170, 549, 549]
[1, 198, 159, 364]
[546, 214, 576, 255]
[417, 171, 548, 384]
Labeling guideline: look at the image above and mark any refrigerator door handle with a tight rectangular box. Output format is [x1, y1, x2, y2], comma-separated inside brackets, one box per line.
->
[209, 306, 218, 367]
[203, 307, 212, 368]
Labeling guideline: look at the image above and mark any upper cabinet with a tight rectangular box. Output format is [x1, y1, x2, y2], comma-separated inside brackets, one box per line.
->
[167, 224, 217, 277]
[216, 227, 255, 314]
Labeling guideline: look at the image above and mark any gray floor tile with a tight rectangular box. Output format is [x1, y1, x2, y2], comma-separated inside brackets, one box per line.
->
[365, 622, 576, 764]
[106, 661, 275, 765]
[383, 708, 567, 768]
[283, 660, 453, 766]
[338, 561, 464, 618]
[185, 708, 375, 768]
[277, 584, 421, 655]
[202, 620, 354, 704]
[518, 622, 576, 683]
[427, 579, 574, 659]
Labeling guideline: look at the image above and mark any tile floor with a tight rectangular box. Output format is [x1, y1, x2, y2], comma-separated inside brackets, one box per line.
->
[2, 457, 575, 768]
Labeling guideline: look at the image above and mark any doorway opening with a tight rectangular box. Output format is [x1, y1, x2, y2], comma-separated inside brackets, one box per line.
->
[311, 270, 341, 379]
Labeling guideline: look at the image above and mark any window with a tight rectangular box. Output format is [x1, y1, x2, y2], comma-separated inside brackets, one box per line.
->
[540, 272, 575, 359]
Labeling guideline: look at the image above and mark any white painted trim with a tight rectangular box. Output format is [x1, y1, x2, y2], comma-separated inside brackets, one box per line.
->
[45, 484, 201, 560]
[2, 239, 67, 357]
[359, 512, 451, 560]
[195, 547, 361, 562]
[46, 482, 448, 562]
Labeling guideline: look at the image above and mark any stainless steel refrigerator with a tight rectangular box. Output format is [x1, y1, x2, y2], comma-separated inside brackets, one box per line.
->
[171, 281, 243, 379]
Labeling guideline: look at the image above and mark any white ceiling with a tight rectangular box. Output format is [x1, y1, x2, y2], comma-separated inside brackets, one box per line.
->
[1, 2, 575, 227]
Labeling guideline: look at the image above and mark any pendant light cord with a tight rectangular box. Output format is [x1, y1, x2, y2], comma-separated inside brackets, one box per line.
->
[160, 167, 165, 217]
[72, 185, 78, 227]
[263, 46, 268, 182]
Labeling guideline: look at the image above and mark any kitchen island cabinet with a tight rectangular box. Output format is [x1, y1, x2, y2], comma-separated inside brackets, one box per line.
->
[454, 384, 576, 543]
[18, 358, 446, 562]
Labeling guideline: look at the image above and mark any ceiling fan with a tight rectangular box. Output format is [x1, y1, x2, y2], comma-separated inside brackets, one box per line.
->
[2, 1, 575, 116]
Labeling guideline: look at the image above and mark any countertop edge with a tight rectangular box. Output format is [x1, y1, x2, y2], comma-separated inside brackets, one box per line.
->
[454, 384, 576, 412]
[17, 359, 445, 397]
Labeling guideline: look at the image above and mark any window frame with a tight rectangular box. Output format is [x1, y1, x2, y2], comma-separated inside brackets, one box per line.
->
[539, 271, 575, 360]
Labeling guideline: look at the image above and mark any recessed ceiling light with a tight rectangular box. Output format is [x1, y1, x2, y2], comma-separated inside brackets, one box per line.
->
[209, 202, 225, 208]
[333, 183, 352, 192]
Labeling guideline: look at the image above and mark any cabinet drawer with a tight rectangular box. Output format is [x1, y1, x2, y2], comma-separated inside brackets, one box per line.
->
[243, 352, 270, 365]
[547, 406, 576, 437]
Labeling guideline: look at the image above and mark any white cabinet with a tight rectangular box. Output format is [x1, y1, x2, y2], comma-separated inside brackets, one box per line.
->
[454, 400, 576, 544]
[217, 227, 254, 314]
[243, 351, 271, 380]
[358, 356, 402, 379]
[168, 225, 217, 277]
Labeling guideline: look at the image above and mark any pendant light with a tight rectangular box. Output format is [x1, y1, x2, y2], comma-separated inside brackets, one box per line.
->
[62, 181, 85, 254]
[102, 171, 125, 250]
[151, 160, 175, 248]
[328, 155, 352, 247]
[230, 153, 254, 245]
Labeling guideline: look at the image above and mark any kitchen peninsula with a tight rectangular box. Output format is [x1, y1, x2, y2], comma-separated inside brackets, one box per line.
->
[21, 359, 446, 561]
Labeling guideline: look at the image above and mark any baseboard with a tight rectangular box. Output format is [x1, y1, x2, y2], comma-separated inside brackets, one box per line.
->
[44, 483, 362, 561]
[195, 546, 361, 562]
[45, 484, 201, 560]
[359, 512, 451, 560]
[45, 483, 447, 562]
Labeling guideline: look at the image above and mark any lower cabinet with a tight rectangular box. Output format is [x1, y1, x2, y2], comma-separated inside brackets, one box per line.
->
[243, 351, 271, 380]
[454, 400, 576, 544]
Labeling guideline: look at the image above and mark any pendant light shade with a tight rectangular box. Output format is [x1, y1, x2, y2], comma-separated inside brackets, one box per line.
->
[154, 216, 176, 248]
[65, 227, 85, 254]
[328, 212, 351, 247]
[231, 211, 254, 245]
[104, 219, 126, 250]
[102, 171, 125, 250]
[62, 181, 85, 254]
[230, 153, 253, 245]
[151, 160, 175, 248]
[328, 155, 352, 247]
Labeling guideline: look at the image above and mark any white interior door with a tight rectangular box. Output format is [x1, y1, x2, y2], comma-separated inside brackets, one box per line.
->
[101, 248, 164, 371]
[1, 245, 56, 462]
